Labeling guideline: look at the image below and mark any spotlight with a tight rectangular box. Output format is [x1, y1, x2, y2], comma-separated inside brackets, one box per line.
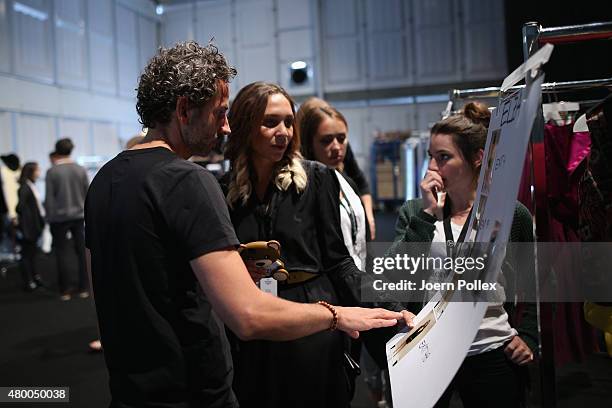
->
[289, 61, 309, 85]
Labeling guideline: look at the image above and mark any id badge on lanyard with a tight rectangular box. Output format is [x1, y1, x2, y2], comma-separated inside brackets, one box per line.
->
[442, 203, 472, 259]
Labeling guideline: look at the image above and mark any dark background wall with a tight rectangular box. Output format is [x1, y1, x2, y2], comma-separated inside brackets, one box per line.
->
[505, 1, 612, 86]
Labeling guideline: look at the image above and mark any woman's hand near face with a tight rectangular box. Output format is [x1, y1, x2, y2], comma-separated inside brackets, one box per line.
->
[420, 170, 446, 220]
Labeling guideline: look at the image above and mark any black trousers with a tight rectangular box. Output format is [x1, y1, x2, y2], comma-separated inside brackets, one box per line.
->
[50, 219, 88, 293]
[20, 239, 39, 285]
[435, 345, 528, 408]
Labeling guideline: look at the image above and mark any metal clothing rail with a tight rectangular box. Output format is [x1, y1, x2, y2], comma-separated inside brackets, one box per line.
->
[538, 21, 612, 44]
[523, 20, 612, 62]
[449, 77, 612, 101]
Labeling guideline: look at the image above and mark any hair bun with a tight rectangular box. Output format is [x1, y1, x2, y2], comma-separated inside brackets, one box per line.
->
[462, 102, 490, 128]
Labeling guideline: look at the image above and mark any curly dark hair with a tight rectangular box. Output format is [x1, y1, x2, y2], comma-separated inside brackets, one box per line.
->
[136, 41, 237, 129]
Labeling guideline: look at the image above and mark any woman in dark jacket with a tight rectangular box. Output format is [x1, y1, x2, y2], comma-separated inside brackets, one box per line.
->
[223, 82, 412, 408]
[16, 162, 45, 290]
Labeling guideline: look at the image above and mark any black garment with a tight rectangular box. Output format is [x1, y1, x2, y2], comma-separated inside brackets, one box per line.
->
[16, 183, 44, 242]
[16, 183, 45, 288]
[343, 144, 371, 196]
[20, 239, 39, 288]
[50, 219, 87, 293]
[434, 345, 527, 408]
[0, 169, 7, 216]
[579, 94, 612, 242]
[85, 147, 240, 408]
[1, 169, 9, 239]
[224, 160, 361, 408]
[226, 160, 364, 304]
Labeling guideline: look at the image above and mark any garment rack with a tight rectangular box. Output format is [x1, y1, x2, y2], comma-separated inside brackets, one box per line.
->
[525, 21, 612, 54]
[523, 21, 612, 408]
[449, 77, 612, 101]
[445, 20, 612, 408]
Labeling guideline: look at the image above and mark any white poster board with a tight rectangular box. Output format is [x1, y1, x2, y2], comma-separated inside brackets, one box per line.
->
[386, 75, 544, 408]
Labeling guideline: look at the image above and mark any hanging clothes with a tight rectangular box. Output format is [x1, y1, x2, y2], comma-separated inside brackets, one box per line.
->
[518, 122, 600, 367]
[543, 122, 599, 367]
[578, 95, 612, 358]
[579, 95, 612, 243]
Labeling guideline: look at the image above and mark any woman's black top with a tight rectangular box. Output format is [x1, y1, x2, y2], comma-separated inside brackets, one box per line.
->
[16, 183, 44, 242]
[224, 160, 362, 306]
[343, 143, 371, 196]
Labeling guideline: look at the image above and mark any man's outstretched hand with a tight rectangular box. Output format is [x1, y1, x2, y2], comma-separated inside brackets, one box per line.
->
[335, 307, 415, 339]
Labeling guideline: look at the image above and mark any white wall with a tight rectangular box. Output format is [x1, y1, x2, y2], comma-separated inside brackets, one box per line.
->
[321, 0, 507, 91]
[1, 0, 508, 189]
[333, 99, 448, 181]
[0, 0, 159, 167]
[158, 0, 506, 187]
[161, 0, 320, 97]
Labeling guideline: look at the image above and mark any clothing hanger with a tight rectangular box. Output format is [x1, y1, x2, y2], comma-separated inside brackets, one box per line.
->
[543, 101, 580, 125]
[573, 114, 588, 132]
[574, 94, 612, 132]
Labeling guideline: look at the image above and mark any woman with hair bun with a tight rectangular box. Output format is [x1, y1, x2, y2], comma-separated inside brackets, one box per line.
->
[390, 102, 537, 407]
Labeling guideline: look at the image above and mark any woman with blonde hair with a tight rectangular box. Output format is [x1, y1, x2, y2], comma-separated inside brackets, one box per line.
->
[223, 82, 412, 408]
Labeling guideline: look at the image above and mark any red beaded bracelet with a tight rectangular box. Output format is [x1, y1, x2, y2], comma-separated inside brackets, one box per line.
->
[317, 300, 338, 331]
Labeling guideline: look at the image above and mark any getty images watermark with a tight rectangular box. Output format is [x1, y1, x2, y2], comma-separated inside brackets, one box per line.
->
[361, 242, 612, 303]
[371, 253, 495, 292]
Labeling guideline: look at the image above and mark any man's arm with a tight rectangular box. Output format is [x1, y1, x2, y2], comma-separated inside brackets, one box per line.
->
[191, 248, 408, 341]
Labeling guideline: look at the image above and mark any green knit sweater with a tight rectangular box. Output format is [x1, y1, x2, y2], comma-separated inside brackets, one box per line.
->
[388, 198, 539, 354]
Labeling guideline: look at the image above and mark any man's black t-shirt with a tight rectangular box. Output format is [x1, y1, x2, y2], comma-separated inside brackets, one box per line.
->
[85, 147, 239, 408]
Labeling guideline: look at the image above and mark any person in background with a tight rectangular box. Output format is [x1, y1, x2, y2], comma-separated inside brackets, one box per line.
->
[16, 162, 45, 291]
[389, 102, 536, 407]
[299, 104, 367, 271]
[1, 154, 22, 259]
[296, 97, 377, 239]
[49, 151, 59, 167]
[299, 102, 392, 407]
[125, 133, 145, 150]
[45, 138, 89, 301]
[0, 166, 7, 243]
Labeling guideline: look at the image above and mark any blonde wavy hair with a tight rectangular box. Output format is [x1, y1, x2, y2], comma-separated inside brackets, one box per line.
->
[225, 82, 307, 208]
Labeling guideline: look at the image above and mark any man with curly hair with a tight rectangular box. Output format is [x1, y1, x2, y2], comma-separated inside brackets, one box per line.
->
[84, 42, 407, 408]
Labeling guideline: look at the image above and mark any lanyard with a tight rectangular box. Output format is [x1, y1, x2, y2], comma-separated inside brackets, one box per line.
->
[442, 201, 472, 259]
[338, 184, 357, 246]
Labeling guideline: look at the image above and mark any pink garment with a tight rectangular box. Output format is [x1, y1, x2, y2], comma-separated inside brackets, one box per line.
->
[518, 124, 599, 367]
[544, 124, 591, 237]
[542, 123, 599, 367]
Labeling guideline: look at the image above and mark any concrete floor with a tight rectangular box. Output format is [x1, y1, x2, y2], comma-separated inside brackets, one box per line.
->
[0, 211, 610, 407]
